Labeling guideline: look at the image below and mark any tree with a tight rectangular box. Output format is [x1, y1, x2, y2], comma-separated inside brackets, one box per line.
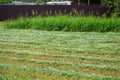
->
[0, 0, 14, 4]
[101, 0, 120, 17]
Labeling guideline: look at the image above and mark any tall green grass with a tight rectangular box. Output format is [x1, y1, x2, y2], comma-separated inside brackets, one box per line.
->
[2, 15, 120, 32]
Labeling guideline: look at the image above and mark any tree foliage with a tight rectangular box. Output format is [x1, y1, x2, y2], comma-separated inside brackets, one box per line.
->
[100, 0, 120, 17]
[0, 0, 14, 4]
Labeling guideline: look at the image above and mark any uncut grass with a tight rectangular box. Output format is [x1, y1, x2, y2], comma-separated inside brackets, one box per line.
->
[2, 16, 120, 32]
[0, 55, 120, 77]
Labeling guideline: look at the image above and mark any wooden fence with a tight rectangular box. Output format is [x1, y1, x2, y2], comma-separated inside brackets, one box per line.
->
[0, 5, 108, 21]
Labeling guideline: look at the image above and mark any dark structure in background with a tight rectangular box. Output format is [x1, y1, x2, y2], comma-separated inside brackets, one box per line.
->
[90, 0, 101, 5]
[0, 5, 108, 21]
[72, 0, 101, 5]
[0, 0, 107, 21]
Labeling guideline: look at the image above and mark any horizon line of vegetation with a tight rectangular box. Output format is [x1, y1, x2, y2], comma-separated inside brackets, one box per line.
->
[2, 15, 120, 32]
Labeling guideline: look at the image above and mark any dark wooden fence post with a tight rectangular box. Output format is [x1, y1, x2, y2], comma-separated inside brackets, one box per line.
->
[0, 5, 108, 21]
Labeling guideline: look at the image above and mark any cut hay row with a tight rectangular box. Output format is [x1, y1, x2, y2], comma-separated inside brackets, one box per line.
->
[0, 49, 119, 63]
[0, 29, 120, 80]
[0, 63, 120, 80]
[0, 36, 120, 56]
[1, 42, 120, 59]
[0, 51, 119, 67]
[0, 56, 119, 71]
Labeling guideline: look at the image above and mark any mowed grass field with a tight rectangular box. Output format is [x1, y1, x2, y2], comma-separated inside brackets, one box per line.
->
[0, 29, 120, 80]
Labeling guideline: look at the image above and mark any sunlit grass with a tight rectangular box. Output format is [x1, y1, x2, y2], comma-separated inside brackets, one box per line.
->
[0, 29, 120, 80]
[2, 16, 120, 32]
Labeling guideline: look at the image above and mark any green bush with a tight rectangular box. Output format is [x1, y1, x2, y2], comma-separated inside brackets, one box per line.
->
[0, 0, 14, 4]
[3, 15, 120, 32]
[101, 0, 120, 17]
